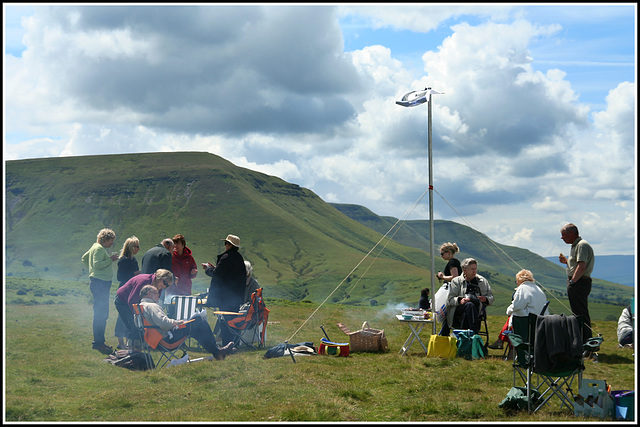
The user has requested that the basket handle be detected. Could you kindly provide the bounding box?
[362,321,370,330]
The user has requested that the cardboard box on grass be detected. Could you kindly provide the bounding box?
[573,379,614,419]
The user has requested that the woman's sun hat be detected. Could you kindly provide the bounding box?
[222,234,241,248]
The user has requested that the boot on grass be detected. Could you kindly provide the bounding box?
[487,339,504,350]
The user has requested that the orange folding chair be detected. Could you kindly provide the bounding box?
[132,303,189,369]
[215,288,269,349]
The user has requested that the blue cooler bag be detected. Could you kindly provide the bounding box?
[611,390,634,421]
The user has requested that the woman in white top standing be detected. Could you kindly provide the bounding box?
[487,269,548,350]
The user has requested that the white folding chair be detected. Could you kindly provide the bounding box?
[170,295,206,349]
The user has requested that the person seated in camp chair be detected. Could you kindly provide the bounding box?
[418,287,431,311]
[617,304,634,348]
[243,260,260,305]
[138,285,236,360]
[442,258,494,336]
[407,288,431,312]
[487,269,548,350]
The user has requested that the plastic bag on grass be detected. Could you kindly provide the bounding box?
[499,387,542,411]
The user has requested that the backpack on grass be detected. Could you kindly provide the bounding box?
[456,330,485,360]
[103,349,155,371]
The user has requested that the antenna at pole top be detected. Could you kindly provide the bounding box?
[396,88,443,108]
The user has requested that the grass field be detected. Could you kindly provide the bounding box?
[4,277,636,422]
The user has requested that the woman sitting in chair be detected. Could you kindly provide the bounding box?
[487,269,548,350]
[444,258,494,336]
[139,285,235,360]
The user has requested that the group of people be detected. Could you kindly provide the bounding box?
[83,221,632,358]
[429,223,633,352]
[82,229,258,358]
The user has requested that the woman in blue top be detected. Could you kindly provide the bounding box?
[115,236,140,349]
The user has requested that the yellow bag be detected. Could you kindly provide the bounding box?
[427,335,457,358]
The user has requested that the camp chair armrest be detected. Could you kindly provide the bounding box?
[507,333,524,348]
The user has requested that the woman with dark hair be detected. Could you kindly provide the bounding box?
[418,287,431,310]
[171,233,198,297]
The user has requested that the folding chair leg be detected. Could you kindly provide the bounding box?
[231,328,257,350]
[503,343,514,361]
[142,352,155,370]
[136,340,156,370]
[527,363,533,413]
[532,371,581,413]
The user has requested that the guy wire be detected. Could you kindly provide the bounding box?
[286,187,430,343]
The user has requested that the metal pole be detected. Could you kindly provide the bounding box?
[396,87,442,335]
[427,91,436,335]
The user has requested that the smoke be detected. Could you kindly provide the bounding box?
[379,302,409,317]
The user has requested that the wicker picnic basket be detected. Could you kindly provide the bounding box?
[336,321,389,352]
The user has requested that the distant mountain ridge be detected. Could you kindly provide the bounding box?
[545,255,635,287]
[331,203,635,288]
[330,203,633,310]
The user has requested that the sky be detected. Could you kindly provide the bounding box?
[3,3,637,258]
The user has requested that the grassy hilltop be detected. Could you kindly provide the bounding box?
[5,151,632,319]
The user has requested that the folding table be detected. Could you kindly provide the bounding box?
[396,314,435,355]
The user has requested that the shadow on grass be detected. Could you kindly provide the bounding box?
[595,353,634,364]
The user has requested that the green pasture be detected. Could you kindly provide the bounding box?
[4,277,636,422]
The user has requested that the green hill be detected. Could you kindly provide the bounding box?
[5,152,632,319]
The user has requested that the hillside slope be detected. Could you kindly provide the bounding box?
[5,152,632,316]
[5,152,431,304]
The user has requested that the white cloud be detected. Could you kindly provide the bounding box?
[532,197,568,212]
[4,4,636,257]
[234,158,302,183]
[338,4,514,33]
[512,227,534,245]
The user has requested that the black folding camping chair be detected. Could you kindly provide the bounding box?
[508,313,585,413]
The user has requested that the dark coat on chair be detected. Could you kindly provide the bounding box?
[534,314,583,372]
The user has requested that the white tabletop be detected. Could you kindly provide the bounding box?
[396,314,434,323]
